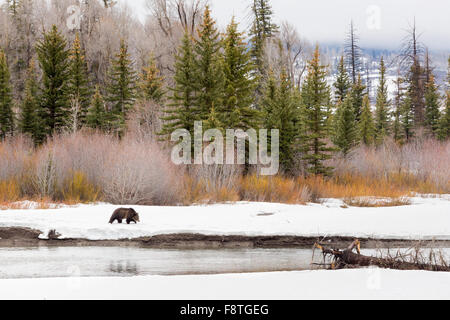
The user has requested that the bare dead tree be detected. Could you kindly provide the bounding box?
[344,20,362,84]
[398,19,426,125]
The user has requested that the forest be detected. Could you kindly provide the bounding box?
[0,0,449,206]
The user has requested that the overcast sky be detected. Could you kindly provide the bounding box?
[124,0,450,51]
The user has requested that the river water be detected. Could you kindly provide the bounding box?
[1,246,448,279]
[0,247,317,279]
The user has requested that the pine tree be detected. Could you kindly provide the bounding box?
[249,0,278,77]
[333,55,351,103]
[19,59,39,142]
[350,74,366,121]
[36,25,71,137]
[374,57,390,143]
[139,54,165,103]
[263,69,299,173]
[0,49,14,140]
[221,17,258,130]
[401,92,415,141]
[160,32,198,139]
[424,74,441,136]
[392,73,405,143]
[106,39,137,130]
[301,46,334,176]
[86,86,108,131]
[68,33,91,131]
[194,6,224,120]
[359,94,375,145]
[333,93,358,155]
[249,0,278,108]
[437,92,449,140]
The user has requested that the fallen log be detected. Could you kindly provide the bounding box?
[313,240,450,272]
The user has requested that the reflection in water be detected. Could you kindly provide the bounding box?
[109,261,139,276]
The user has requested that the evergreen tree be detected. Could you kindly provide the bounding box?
[424,74,441,136]
[139,54,165,103]
[359,94,375,145]
[221,17,258,130]
[160,32,198,139]
[68,33,91,130]
[86,86,108,131]
[333,93,358,155]
[300,46,334,176]
[19,59,39,142]
[194,6,224,120]
[0,49,14,140]
[392,74,405,143]
[36,25,71,137]
[350,73,366,121]
[333,55,351,103]
[106,39,137,130]
[263,69,299,173]
[249,0,278,78]
[401,92,415,141]
[437,92,449,140]
[351,73,366,119]
[249,0,278,108]
[374,57,390,143]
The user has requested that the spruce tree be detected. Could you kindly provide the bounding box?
[249,0,278,77]
[106,39,137,130]
[437,93,449,140]
[424,74,441,136]
[264,69,299,173]
[401,92,415,141]
[194,6,224,120]
[86,86,107,131]
[374,57,390,143]
[19,59,39,142]
[249,0,278,108]
[334,55,351,103]
[139,54,165,103]
[358,94,375,145]
[68,33,91,130]
[392,74,405,143]
[350,73,366,121]
[221,17,258,130]
[300,46,334,176]
[160,32,198,139]
[36,25,71,137]
[0,49,14,140]
[333,93,358,155]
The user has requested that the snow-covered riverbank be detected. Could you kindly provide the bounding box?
[1,269,449,300]
[0,197,449,241]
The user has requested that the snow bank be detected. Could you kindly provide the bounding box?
[1,269,449,300]
[0,197,449,241]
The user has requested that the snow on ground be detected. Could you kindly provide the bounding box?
[0,197,449,241]
[1,269,449,300]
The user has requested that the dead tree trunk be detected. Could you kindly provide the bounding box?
[314,240,450,272]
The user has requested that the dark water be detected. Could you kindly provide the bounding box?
[0,247,316,279]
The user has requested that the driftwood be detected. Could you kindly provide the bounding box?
[313,240,450,272]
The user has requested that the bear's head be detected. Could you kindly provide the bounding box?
[129,208,140,223]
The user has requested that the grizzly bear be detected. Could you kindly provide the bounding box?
[109,208,140,224]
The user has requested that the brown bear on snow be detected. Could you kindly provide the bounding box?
[109,208,140,224]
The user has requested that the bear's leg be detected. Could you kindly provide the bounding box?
[118,219,123,224]
[126,219,131,225]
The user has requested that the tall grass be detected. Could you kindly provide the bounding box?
[0,133,448,206]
